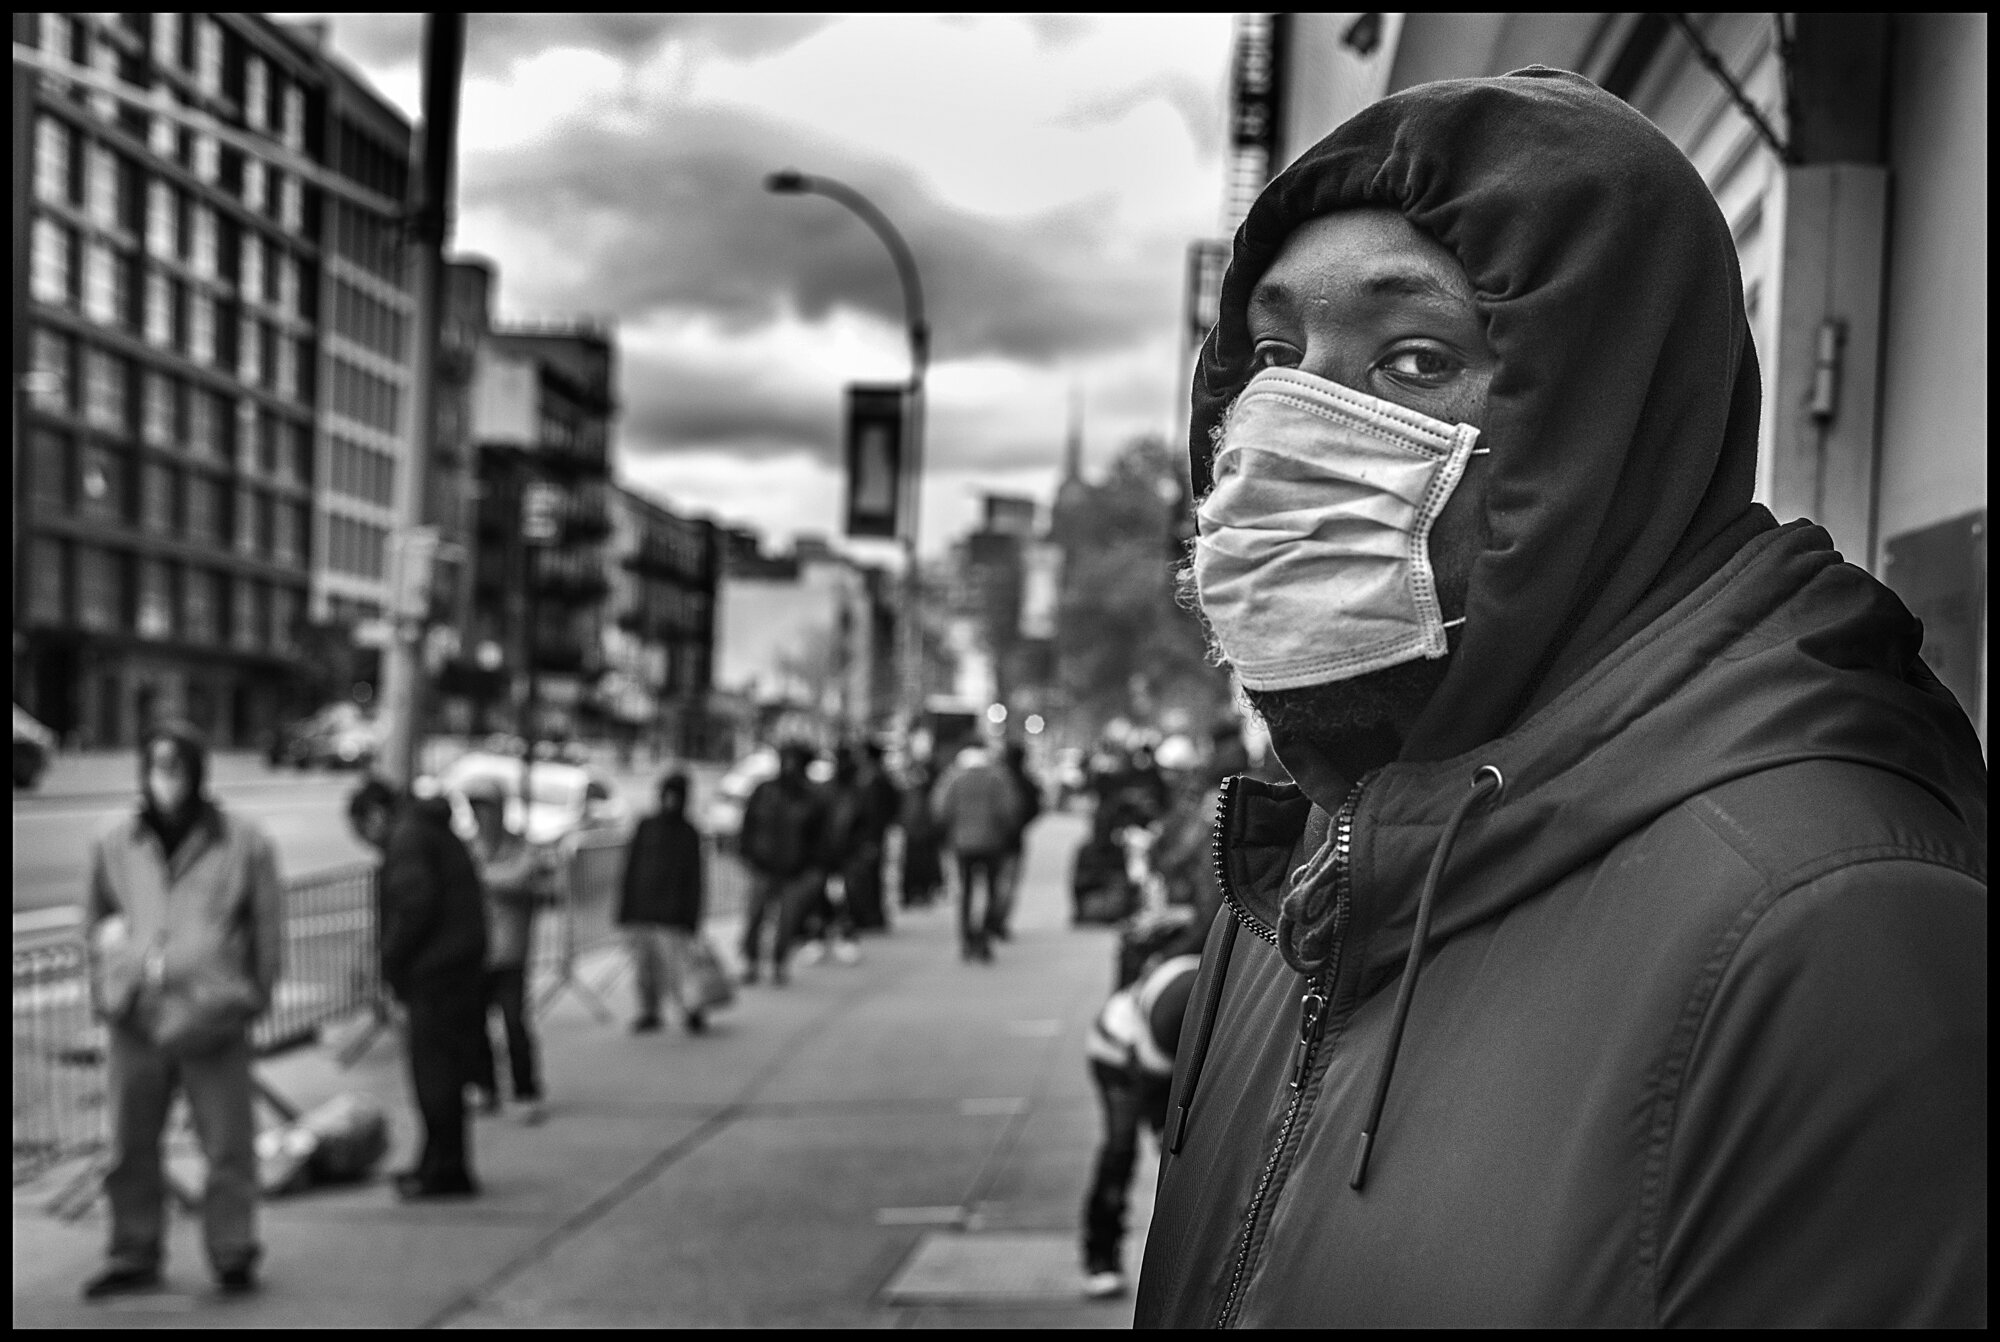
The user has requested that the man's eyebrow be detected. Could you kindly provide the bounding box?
[1249,265,1470,314]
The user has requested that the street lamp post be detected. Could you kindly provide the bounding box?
[764,170,930,742]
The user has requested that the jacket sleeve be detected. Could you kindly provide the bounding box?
[245,825,285,1007]
[82,837,140,1021]
[378,824,441,991]
[1655,859,1986,1328]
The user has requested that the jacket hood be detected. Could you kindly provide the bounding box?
[1226,520,1990,985]
[1190,67,1769,762]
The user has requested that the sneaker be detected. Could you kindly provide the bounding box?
[740,965,761,986]
[1083,1269,1127,1299]
[795,941,828,967]
[515,1099,546,1127]
[684,1010,707,1034]
[631,1016,663,1034]
[831,939,861,965]
[81,1264,162,1301]
[771,965,790,987]
[395,1171,480,1201]
[216,1264,258,1296]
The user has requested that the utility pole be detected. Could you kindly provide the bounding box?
[376,13,464,788]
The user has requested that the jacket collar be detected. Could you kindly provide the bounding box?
[1220,520,1988,993]
[129,800,226,885]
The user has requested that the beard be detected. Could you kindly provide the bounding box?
[1173,558,1453,756]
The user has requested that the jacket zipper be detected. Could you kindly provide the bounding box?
[1213,780,1363,1329]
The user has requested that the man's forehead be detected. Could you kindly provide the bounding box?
[1250,210,1474,311]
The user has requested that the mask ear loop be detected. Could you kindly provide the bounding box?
[1438,445,1491,634]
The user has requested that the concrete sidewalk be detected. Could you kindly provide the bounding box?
[12,812,1155,1328]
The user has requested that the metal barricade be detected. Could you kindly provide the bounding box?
[12,864,381,1188]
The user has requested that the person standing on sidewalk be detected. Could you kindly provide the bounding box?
[80,721,284,1301]
[737,743,827,986]
[1080,935,1202,1299]
[932,744,1025,963]
[617,773,708,1032]
[458,775,550,1125]
[898,748,946,910]
[346,777,488,1200]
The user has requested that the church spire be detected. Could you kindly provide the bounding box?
[1061,382,1085,486]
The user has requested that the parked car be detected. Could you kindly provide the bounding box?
[14,705,57,789]
[269,703,384,771]
[433,751,630,848]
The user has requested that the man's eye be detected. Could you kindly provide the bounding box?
[1381,345,1458,383]
[1249,341,1300,371]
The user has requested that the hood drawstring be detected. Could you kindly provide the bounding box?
[1164,913,1239,1157]
[1351,765,1505,1191]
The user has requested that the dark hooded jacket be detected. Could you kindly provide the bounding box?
[378,794,489,997]
[1135,70,1987,1329]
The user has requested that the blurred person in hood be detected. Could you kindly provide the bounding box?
[737,743,828,986]
[1139,69,1985,1328]
[81,721,283,1300]
[617,773,708,1031]
[347,776,488,1200]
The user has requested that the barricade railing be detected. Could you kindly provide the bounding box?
[12,863,380,1188]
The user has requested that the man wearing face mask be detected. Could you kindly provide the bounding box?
[81,721,284,1301]
[1136,70,1986,1329]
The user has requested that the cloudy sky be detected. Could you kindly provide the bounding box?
[279,13,1235,556]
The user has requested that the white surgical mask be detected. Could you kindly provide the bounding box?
[1193,367,1487,691]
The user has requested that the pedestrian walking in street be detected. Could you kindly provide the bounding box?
[1139,69,1987,1329]
[897,748,945,909]
[845,741,902,933]
[79,721,283,1301]
[617,773,709,1032]
[991,740,1045,941]
[1080,932,1202,1300]
[458,775,549,1125]
[736,742,827,986]
[346,777,488,1201]
[931,744,1025,963]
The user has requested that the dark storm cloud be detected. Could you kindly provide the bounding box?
[308,13,833,74]
[460,102,1188,369]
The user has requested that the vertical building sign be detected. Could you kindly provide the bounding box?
[844,383,905,540]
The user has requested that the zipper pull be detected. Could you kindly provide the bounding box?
[1289,988,1328,1091]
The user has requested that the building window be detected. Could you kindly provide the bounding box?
[257,493,277,557]
[82,346,129,433]
[35,116,72,204]
[288,422,313,485]
[238,314,264,385]
[78,441,127,522]
[187,291,216,364]
[148,105,177,157]
[194,19,222,98]
[85,143,120,230]
[30,428,70,510]
[189,203,218,278]
[82,239,122,325]
[236,485,260,555]
[240,234,265,307]
[184,567,219,644]
[275,335,300,401]
[138,557,174,639]
[272,586,300,653]
[277,252,301,314]
[145,181,177,259]
[40,13,75,62]
[279,173,303,231]
[75,545,127,633]
[275,502,304,566]
[186,387,223,459]
[192,132,220,184]
[142,269,174,347]
[244,56,268,132]
[281,85,305,152]
[88,35,118,123]
[185,473,221,544]
[30,329,74,412]
[142,460,178,535]
[142,371,178,447]
[242,156,267,213]
[31,218,73,306]
[28,538,67,625]
[152,12,181,69]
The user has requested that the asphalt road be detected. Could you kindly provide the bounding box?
[12,752,723,934]
[12,773,377,923]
